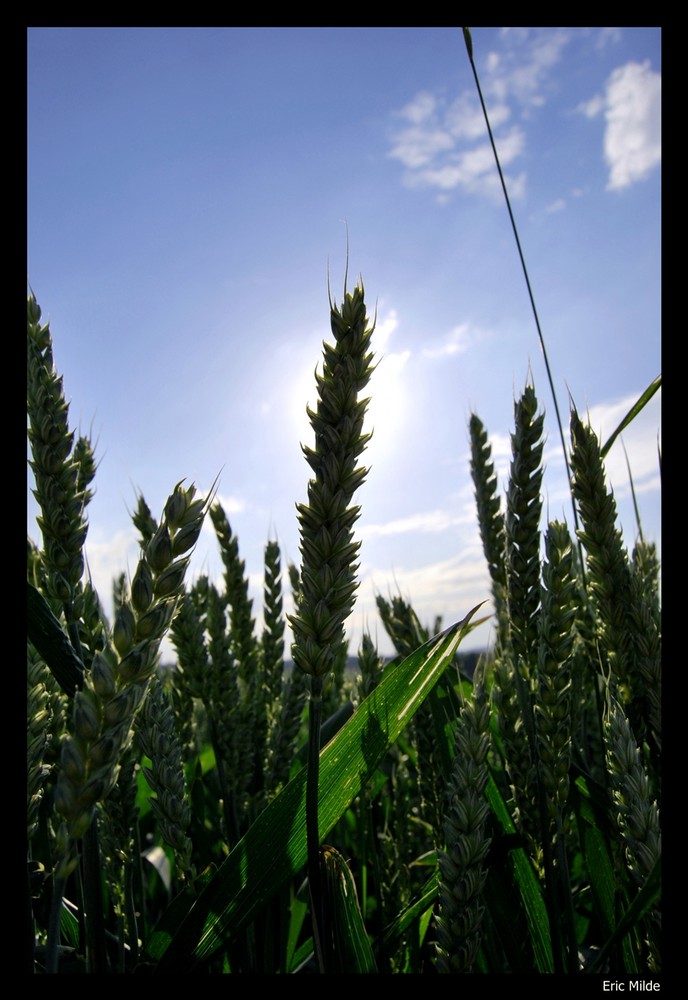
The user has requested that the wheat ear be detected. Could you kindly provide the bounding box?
[435,667,492,973]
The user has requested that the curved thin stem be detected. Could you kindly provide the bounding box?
[461,28,579,540]
[306,676,325,972]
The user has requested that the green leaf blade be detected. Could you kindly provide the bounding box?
[600,374,661,458]
[484,773,554,972]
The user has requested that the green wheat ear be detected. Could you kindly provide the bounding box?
[136,675,194,884]
[289,282,375,681]
[570,408,661,758]
[535,521,577,837]
[27,293,95,649]
[604,693,661,971]
[469,413,507,647]
[435,666,491,973]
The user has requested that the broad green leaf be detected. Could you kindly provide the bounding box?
[601,374,661,458]
[27,581,84,695]
[149,608,480,972]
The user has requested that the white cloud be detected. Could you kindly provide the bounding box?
[83,527,140,621]
[422,321,487,359]
[444,92,510,140]
[578,59,660,190]
[603,61,661,190]
[361,508,466,540]
[388,126,454,170]
[352,305,412,470]
[596,28,622,49]
[545,198,566,214]
[399,90,437,124]
[214,491,245,515]
[578,94,605,119]
[578,60,662,191]
[488,28,572,106]
[372,307,399,354]
[399,129,525,201]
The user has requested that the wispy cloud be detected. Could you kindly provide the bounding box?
[372,307,400,354]
[215,491,245,515]
[545,198,566,214]
[365,307,412,461]
[388,104,525,202]
[83,527,139,621]
[490,28,572,107]
[595,28,623,50]
[361,507,468,540]
[387,28,572,200]
[421,321,489,359]
[580,60,661,190]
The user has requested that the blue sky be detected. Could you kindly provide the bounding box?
[28,27,661,658]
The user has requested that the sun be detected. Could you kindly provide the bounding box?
[282,307,410,470]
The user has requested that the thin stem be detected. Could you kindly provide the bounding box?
[306,675,325,973]
[123,856,139,969]
[82,820,107,973]
[461,28,579,540]
[28,858,36,973]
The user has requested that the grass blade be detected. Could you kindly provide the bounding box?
[484,772,554,972]
[320,844,377,973]
[600,375,661,459]
[585,857,661,974]
[381,869,440,954]
[572,774,638,973]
